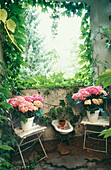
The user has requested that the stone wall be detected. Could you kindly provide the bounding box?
[20,88,84,141]
[20,87,111,141]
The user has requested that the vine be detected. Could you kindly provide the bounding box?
[0,1,92,93]
[75,8,93,86]
[0,2,26,94]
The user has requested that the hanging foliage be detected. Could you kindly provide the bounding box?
[0,0,92,92]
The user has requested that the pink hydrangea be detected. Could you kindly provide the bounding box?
[8,94,43,114]
[34,101,43,108]
[18,101,31,113]
[72,86,108,101]
[84,99,91,105]
[8,98,18,107]
[78,89,90,97]
[96,86,108,96]
[86,86,100,95]
[32,94,43,103]
[92,98,103,105]
[24,96,34,103]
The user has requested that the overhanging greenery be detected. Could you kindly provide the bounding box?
[0,0,92,93]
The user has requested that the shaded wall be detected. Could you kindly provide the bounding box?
[90,0,111,75]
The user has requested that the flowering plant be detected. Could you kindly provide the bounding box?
[8,94,43,123]
[72,86,108,114]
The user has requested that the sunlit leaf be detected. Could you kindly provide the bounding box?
[0,101,13,110]
[99,128,111,138]
[20,60,28,67]
[96,69,111,88]
[0,144,14,151]
[104,79,111,88]
[0,9,7,23]
[7,19,16,33]
[0,86,11,95]
[0,115,11,121]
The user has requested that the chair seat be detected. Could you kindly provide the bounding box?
[14,125,47,138]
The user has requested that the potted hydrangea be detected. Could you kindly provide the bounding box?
[72,86,108,122]
[8,94,43,131]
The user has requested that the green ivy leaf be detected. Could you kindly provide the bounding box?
[99,128,111,138]
[35,109,44,119]
[59,100,65,107]
[0,9,7,23]
[99,108,109,116]
[0,101,13,110]
[0,115,10,121]
[7,19,16,33]
[20,60,28,67]
[0,144,14,151]
[0,86,11,96]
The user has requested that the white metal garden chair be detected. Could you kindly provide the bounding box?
[10,114,48,169]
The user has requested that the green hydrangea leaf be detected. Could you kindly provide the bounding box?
[7,19,16,33]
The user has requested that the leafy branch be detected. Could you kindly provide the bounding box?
[0,8,24,53]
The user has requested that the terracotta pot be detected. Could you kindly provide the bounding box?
[59,120,66,127]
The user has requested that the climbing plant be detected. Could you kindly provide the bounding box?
[0,62,16,169]
[19,2,92,89]
[0,1,92,91]
[75,8,93,86]
[39,92,80,135]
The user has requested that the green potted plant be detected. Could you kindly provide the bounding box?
[8,94,44,131]
[72,85,108,122]
[49,98,74,130]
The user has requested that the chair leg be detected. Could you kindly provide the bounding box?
[83,126,87,149]
[106,137,107,153]
[18,144,26,169]
[38,137,48,158]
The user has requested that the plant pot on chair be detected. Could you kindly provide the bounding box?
[87,110,100,123]
[20,116,34,132]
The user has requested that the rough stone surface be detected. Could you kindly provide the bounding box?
[11,136,111,170]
